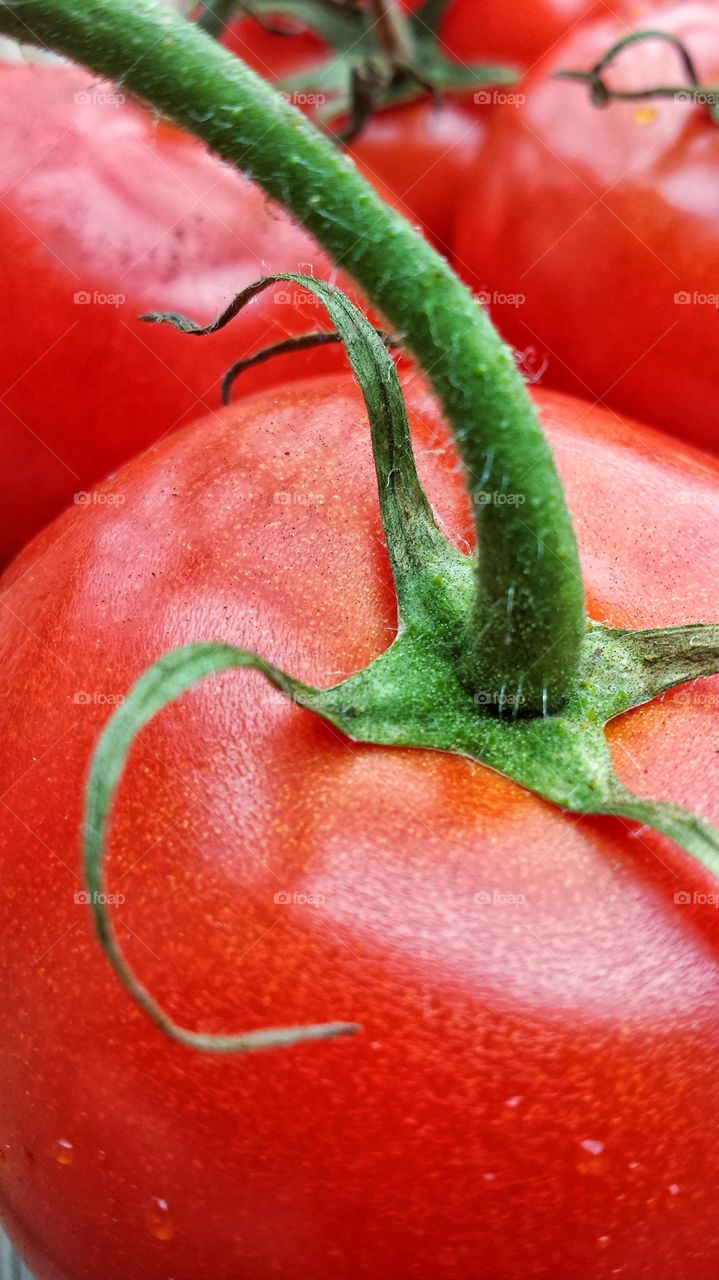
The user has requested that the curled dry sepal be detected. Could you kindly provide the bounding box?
[555,28,719,124]
[82,275,719,1054]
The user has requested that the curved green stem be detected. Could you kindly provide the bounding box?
[0,0,585,714]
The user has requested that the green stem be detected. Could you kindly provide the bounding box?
[0,0,585,715]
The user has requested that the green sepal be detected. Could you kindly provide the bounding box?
[554,28,719,124]
[85,643,361,1052]
[303,616,719,877]
[234,0,518,123]
[142,274,457,620]
[88,275,719,1055]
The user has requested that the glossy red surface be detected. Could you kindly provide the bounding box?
[435,0,621,68]
[0,63,360,563]
[0,376,718,1278]
[453,1,719,449]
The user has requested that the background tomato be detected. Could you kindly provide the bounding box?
[1,372,719,1279]
[453,1,719,450]
[437,0,632,68]
[0,62,372,565]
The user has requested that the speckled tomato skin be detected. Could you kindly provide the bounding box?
[453,2,719,450]
[1,375,719,1280]
[0,63,358,564]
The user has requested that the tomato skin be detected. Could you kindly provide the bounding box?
[0,63,359,565]
[224,13,327,79]
[453,1,719,451]
[422,0,620,67]
[349,101,486,251]
[1,374,719,1279]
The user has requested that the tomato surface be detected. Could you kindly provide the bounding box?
[0,62,361,564]
[453,1,719,450]
[417,0,625,68]
[1,373,719,1279]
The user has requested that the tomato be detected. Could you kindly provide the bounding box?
[349,101,487,251]
[437,0,630,68]
[224,11,327,79]
[1,371,719,1280]
[453,1,719,450]
[0,62,360,565]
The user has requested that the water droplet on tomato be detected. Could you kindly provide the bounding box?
[597,1236,611,1249]
[502,1095,523,1118]
[52,1139,74,1166]
[145,1197,175,1241]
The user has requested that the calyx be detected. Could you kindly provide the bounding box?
[555,28,719,123]
[84,277,719,1054]
[199,0,518,139]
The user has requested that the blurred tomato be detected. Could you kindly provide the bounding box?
[453,1,719,450]
[0,62,363,562]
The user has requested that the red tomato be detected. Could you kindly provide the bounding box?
[1,373,718,1279]
[349,101,487,251]
[0,62,358,565]
[453,1,719,450]
[437,0,630,68]
[224,12,327,79]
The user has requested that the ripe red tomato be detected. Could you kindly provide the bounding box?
[453,1,719,450]
[0,62,356,565]
[224,11,327,79]
[1,372,718,1279]
[349,101,487,251]
[437,0,630,68]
